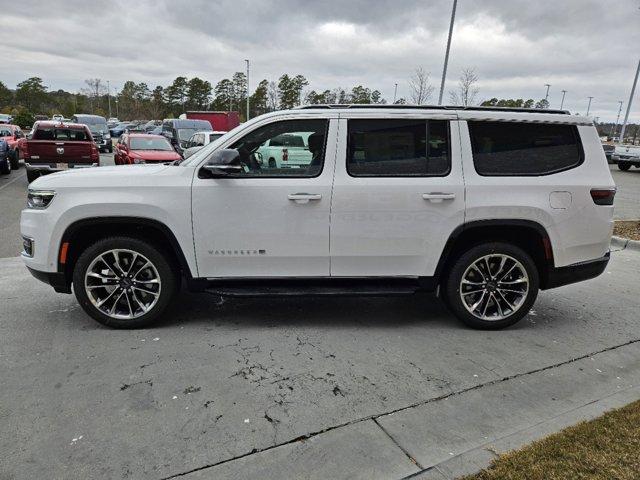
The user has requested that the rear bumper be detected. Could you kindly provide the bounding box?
[25,163,98,173]
[543,253,609,290]
[26,266,71,293]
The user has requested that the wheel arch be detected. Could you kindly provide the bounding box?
[435,219,555,289]
[58,217,196,290]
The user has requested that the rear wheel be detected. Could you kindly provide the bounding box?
[268,158,276,168]
[618,163,631,171]
[72,237,178,328]
[444,242,539,329]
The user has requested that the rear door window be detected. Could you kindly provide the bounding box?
[33,128,89,141]
[347,119,450,177]
[468,121,583,176]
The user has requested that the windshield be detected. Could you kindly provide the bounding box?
[177,128,199,141]
[130,137,173,151]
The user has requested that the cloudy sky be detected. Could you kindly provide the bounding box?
[2,0,639,121]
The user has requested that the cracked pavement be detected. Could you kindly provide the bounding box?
[1,245,639,479]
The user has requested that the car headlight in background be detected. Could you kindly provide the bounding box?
[132,157,145,164]
[27,190,56,209]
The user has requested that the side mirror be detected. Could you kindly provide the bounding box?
[201,149,243,177]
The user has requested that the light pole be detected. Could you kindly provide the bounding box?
[245,59,250,121]
[586,96,594,116]
[107,80,112,118]
[560,90,567,109]
[438,0,457,105]
[393,83,398,103]
[544,84,551,103]
[611,100,623,137]
[620,58,640,145]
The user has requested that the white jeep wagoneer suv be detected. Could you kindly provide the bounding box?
[21,105,616,330]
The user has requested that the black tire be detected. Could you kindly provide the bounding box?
[618,163,631,171]
[108,144,113,153]
[72,236,178,329]
[26,170,39,183]
[0,159,10,175]
[268,158,276,168]
[444,242,539,330]
[10,149,19,170]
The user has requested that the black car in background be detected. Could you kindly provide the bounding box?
[71,114,112,153]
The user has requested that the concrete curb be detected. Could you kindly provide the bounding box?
[611,236,640,252]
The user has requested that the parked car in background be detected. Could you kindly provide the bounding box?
[182,130,226,159]
[0,138,10,175]
[70,114,112,153]
[612,145,640,170]
[0,124,25,169]
[161,118,211,155]
[23,121,99,183]
[602,143,615,163]
[107,117,120,127]
[0,113,12,124]
[21,105,615,330]
[147,126,162,136]
[114,133,181,165]
[256,131,313,168]
[51,114,64,122]
[143,120,162,132]
[183,111,240,132]
[109,122,131,138]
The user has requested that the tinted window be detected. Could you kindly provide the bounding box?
[33,128,88,141]
[209,133,224,142]
[229,119,327,177]
[469,121,583,176]
[347,119,450,177]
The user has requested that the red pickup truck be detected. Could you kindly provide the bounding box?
[24,121,100,183]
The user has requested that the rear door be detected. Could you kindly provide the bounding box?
[330,113,465,277]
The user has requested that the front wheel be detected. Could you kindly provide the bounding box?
[444,242,539,329]
[73,237,178,328]
[0,159,10,175]
[26,169,39,183]
[618,163,631,171]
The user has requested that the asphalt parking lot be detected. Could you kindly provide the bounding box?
[1,156,640,479]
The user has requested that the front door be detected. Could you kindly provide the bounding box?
[330,116,465,277]
[192,117,338,278]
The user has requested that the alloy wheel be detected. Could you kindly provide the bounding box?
[459,254,529,321]
[84,249,161,319]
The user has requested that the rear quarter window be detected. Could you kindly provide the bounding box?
[468,121,583,176]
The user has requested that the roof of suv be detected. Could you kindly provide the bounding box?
[297,104,571,115]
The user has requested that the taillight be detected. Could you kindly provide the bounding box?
[22,142,30,159]
[590,188,616,205]
[90,144,99,162]
[282,148,288,161]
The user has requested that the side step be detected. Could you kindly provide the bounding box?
[203,278,427,297]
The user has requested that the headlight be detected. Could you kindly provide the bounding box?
[132,157,145,164]
[27,190,56,209]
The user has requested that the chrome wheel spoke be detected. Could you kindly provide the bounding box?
[85,248,161,320]
[460,253,529,322]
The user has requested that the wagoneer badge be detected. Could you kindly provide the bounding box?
[56,147,64,155]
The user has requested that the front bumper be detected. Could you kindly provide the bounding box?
[543,253,610,290]
[26,267,71,293]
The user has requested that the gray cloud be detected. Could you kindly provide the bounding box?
[1,0,638,121]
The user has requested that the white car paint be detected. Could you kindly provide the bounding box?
[21,107,614,284]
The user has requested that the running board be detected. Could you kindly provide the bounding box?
[203,277,433,297]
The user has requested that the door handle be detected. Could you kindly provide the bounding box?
[422,192,456,203]
[288,193,322,204]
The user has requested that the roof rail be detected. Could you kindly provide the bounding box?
[296,104,571,115]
